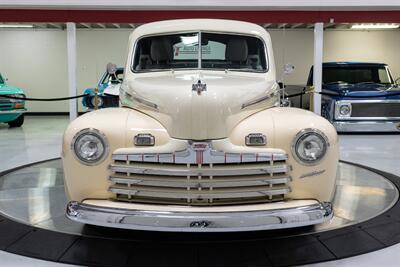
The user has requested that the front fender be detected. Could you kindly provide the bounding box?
[228,107,338,202]
[62,107,170,201]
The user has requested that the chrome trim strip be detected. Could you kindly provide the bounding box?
[66,201,333,232]
[333,120,400,132]
[112,142,288,165]
[109,175,291,188]
[110,164,289,177]
[0,109,26,114]
[241,90,279,109]
[109,186,291,199]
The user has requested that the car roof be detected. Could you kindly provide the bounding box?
[130,19,267,39]
[323,62,388,67]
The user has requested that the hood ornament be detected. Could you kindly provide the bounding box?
[192,80,207,95]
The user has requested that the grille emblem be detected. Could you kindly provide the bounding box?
[192,80,207,95]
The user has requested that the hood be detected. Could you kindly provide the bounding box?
[323,83,400,97]
[0,84,24,95]
[121,70,278,140]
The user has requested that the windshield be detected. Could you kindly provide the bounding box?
[0,75,4,84]
[101,69,124,85]
[132,32,267,72]
[323,66,393,85]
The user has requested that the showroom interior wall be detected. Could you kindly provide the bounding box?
[0,27,400,112]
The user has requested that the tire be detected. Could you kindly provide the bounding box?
[8,114,24,128]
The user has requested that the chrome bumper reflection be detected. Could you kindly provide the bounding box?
[0,109,26,114]
[333,121,400,132]
[66,201,333,232]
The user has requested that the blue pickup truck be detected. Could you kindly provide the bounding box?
[304,62,400,132]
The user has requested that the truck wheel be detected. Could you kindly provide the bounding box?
[8,114,24,128]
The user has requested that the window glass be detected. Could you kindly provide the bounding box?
[132,32,267,72]
[201,33,267,71]
[378,68,391,83]
[133,32,199,71]
[323,66,392,84]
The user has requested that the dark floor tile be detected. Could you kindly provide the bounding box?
[60,237,134,267]
[6,229,78,261]
[363,221,400,246]
[126,243,197,267]
[314,225,359,240]
[357,213,395,229]
[198,242,271,267]
[0,219,33,250]
[264,236,335,266]
[320,229,384,258]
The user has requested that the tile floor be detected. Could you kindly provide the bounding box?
[0,116,399,267]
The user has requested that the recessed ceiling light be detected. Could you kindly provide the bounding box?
[351,24,400,29]
[0,24,34,28]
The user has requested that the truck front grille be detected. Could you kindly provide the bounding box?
[351,102,400,119]
[109,146,291,206]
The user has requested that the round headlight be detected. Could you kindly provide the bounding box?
[339,105,351,116]
[90,96,104,108]
[292,129,329,165]
[71,128,108,165]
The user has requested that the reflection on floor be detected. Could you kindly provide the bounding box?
[0,116,399,267]
[0,160,397,236]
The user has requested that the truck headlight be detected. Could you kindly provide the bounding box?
[336,102,352,118]
[292,129,329,165]
[71,128,109,165]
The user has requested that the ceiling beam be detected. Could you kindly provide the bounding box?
[80,23,91,28]
[291,23,303,28]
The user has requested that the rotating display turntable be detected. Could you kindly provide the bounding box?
[0,159,399,266]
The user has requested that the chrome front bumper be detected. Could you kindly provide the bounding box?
[333,121,400,132]
[66,200,333,232]
[0,109,26,115]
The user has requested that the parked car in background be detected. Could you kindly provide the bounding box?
[304,62,400,132]
[0,73,26,127]
[62,19,338,232]
[82,67,123,110]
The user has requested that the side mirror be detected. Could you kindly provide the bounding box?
[395,77,400,85]
[107,63,117,75]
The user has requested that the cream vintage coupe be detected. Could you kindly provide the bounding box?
[62,19,338,232]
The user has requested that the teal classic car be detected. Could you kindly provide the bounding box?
[0,73,26,127]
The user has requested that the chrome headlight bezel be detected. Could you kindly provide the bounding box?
[291,128,330,166]
[71,128,109,166]
[335,101,352,119]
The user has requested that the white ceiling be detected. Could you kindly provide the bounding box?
[1,0,400,10]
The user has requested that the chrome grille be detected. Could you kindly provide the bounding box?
[109,143,291,206]
[0,96,11,103]
[351,102,400,119]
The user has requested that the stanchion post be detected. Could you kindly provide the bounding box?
[313,22,324,115]
[67,22,78,120]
